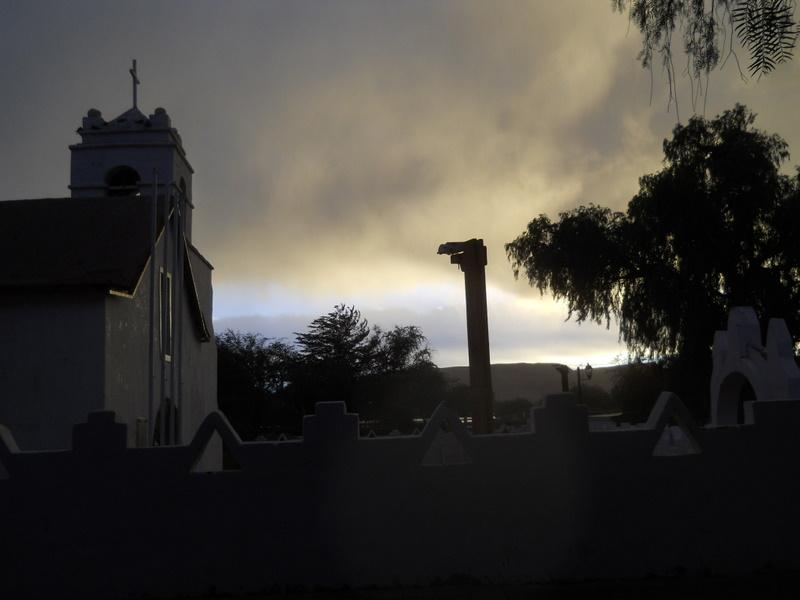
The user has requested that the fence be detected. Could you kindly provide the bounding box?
[3,391,800,599]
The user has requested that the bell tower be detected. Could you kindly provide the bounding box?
[69,61,196,239]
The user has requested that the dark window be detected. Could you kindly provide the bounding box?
[105,165,141,196]
[152,398,179,446]
[160,269,173,361]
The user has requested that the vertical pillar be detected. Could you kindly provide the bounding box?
[438,239,494,433]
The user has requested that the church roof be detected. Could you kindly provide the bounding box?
[0,196,163,293]
[0,195,212,340]
[0,195,168,293]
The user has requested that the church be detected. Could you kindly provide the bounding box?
[0,70,217,456]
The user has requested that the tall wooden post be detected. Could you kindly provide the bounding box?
[438,238,494,434]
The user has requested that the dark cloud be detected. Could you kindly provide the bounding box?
[2,1,798,364]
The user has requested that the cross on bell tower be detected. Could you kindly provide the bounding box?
[129,59,140,109]
[69,60,197,239]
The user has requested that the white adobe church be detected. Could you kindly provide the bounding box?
[0,64,217,456]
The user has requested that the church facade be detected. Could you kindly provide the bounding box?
[0,101,217,458]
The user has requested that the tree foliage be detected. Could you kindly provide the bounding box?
[217,304,446,437]
[506,104,800,415]
[295,304,376,377]
[571,384,617,414]
[216,330,299,438]
[611,360,666,422]
[613,1,798,114]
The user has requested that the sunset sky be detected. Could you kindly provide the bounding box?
[2,1,799,367]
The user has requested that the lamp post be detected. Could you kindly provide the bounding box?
[437,238,494,434]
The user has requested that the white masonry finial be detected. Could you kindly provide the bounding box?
[129,59,140,109]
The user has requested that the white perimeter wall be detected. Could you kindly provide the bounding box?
[2,394,800,599]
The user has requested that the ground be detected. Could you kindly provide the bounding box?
[179,570,800,599]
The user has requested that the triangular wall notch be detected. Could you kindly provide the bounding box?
[646,392,702,457]
[420,402,474,466]
[188,412,246,473]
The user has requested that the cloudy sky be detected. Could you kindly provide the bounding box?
[2,1,799,367]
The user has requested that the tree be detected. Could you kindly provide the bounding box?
[291,304,447,427]
[292,304,379,412]
[506,104,800,418]
[216,330,300,438]
[571,384,617,414]
[372,325,434,373]
[612,1,798,115]
[218,305,448,435]
[295,304,375,374]
[610,360,665,422]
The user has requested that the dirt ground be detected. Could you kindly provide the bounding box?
[191,570,800,599]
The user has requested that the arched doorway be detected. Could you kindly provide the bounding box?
[717,372,758,425]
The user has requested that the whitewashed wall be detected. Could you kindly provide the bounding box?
[2,392,800,599]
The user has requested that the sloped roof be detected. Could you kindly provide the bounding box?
[184,241,212,342]
[0,195,168,293]
[0,195,213,340]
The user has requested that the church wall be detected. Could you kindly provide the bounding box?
[0,289,106,451]
[101,230,217,462]
[180,251,218,467]
[103,270,154,449]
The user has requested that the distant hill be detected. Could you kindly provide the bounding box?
[439,363,622,404]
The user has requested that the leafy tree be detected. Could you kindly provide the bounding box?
[571,384,617,414]
[218,305,447,435]
[292,304,380,413]
[372,325,433,373]
[216,330,300,438]
[506,104,800,418]
[356,363,447,434]
[354,323,444,432]
[295,304,376,375]
[610,360,666,422]
[613,1,798,115]
[291,304,446,428]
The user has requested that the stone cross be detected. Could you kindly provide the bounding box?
[129,59,140,109]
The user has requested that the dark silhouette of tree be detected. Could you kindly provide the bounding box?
[293,304,380,413]
[613,1,798,115]
[292,305,446,426]
[217,305,447,436]
[216,330,300,438]
[571,384,617,414]
[610,360,666,423]
[506,104,800,418]
[372,325,433,373]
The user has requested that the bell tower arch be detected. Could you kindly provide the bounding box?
[69,95,196,240]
